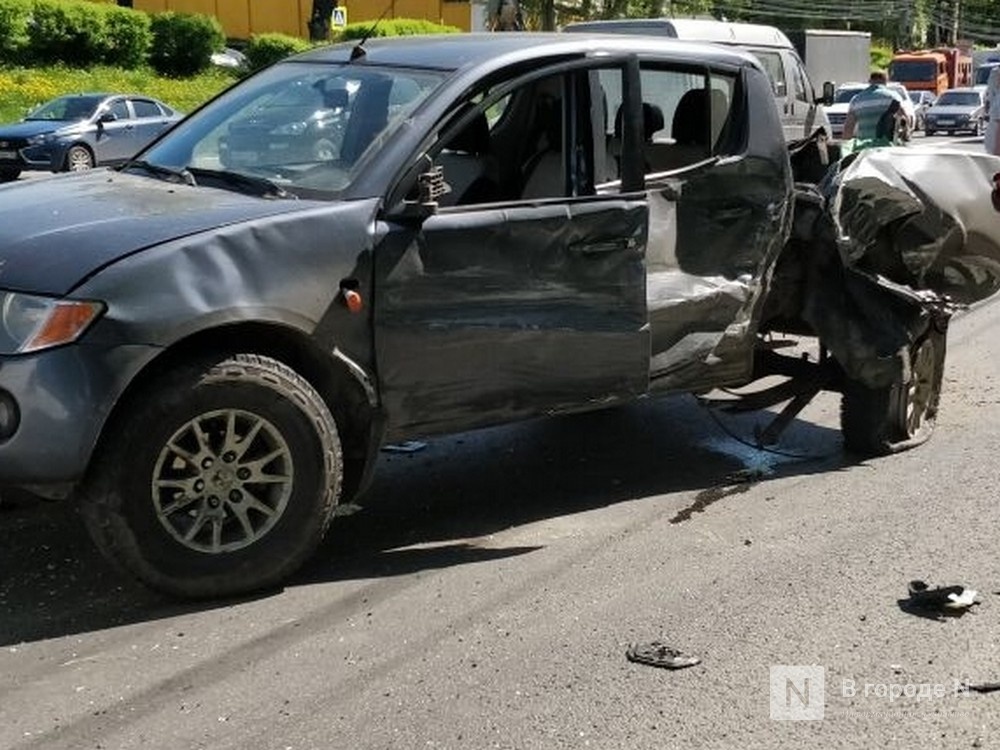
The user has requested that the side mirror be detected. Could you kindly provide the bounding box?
[386,166,446,224]
[821,81,835,106]
[98,112,117,124]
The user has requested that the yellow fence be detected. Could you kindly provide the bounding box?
[130,0,475,39]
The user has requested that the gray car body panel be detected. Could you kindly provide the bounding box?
[0,170,314,295]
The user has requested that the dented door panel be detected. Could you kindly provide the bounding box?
[374,198,650,439]
[638,65,793,392]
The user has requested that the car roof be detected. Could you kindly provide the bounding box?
[292,32,759,71]
[53,92,155,100]
[562,18,794,48]
[940,87,980,94]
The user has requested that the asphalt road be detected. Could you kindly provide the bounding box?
[4,143,1000,750]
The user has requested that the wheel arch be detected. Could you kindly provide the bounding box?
[63,141,95,171]
[91,321,381,502]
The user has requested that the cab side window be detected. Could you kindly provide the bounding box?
[602,66,737,176]
[107,100,130,120]
[424,67,620,206]
[751,50,787,97]
[131,99,162,118]
[788,55,811,104]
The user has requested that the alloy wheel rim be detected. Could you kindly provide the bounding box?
[152,408,294,554]
[69,149,92,171]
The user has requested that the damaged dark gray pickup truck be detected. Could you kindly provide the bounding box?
[1,34,998,598]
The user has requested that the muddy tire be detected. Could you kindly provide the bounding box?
[80,354,341,599]
[840,326,947,457]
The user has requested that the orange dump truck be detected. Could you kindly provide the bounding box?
[889,47,972,96]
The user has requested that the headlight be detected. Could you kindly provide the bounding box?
[0,292,104,354]
[25,133,53,146]
[273,121,307,136]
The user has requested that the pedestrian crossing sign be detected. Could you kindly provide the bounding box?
[332,6,347,27]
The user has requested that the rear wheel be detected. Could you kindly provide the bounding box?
[841,325,947,456]
[925,128,935,136]
[65,144,94,171]
[0,166,20,182]
[80,354,342,599]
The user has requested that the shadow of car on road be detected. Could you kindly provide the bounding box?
[0,391,851,646]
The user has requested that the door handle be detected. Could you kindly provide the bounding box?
[568,237,638,256]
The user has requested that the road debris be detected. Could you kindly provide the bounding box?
[964,682,1000,694]
[626,641,700,670]
[904,580,980,616]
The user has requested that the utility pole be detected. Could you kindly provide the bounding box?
[951,0,960,44]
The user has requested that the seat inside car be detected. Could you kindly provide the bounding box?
[435,111,499,206]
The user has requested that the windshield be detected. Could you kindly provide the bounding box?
[936,91,981,107]
[139,62,446,198]
[976,66,998,86]
[26,95,103,122]
[834,87,864,104]
[889,60,937,81]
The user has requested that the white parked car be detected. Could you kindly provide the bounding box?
[887,82,917,138]
[825,82,866,138]
[825,81,915,140]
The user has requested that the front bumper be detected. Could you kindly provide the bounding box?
[925,117,973,131]
[19,142,66,169]
[0,144,64,172]
[0,342,159,486]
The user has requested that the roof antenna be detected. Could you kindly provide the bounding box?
[350,0,393,61]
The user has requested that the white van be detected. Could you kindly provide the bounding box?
[562,18,833,143]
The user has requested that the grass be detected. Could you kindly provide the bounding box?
[0,65,239,121]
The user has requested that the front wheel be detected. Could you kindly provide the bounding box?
[80,354,342,598]
[840,325,947,457]
[925,129,936,136]
[65,144,94,171]
[0,166,20,181]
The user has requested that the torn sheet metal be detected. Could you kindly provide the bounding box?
[645,149,792,392]
[786,146,1000,388]
[828,147,1000,306]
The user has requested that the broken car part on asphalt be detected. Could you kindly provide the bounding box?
[904,579,980,616]
[626,641,701,670]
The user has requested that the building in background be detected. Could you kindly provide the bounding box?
[128,0,486,38]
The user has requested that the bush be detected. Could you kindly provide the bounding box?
[336,18,461,41]
[149,11,225,77]
[27,0,107,67]
[871,43,893,74]
[0,0,31,64]
[99,5,152,69]
[245,32,313,72]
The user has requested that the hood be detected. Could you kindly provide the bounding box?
[928,105,980,116]
[0,119,83,140]
[825,103,851,116]
[0,170,315,295]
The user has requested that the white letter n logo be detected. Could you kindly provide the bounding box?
[787,676,810,707]
[770,666,825,720]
